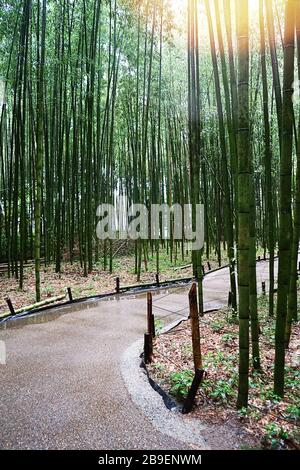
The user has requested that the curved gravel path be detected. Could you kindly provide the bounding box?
[0,259,284,449]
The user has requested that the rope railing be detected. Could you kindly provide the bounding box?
[1,254,294,324]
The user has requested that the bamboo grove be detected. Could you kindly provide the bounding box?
[0,0,299,407]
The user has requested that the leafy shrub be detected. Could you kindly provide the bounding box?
[286,404,300,421]
[208,379,236,403]
[263,423,289,450]
[169,369,194,401]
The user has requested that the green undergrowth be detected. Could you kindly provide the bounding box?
[151,293,300,449]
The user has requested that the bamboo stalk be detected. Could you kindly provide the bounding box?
[0,294,66,319]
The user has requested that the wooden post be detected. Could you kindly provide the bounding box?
[182,369,204,414]
[156,273,160,287]
[152,314,155,338]
[189,283,202,370]
[147,292,153,336]
[207,261,211,271]
[258,255,261,261]
[144,333,152,364]
[262,282,266,295]
[67,287,73,302]
[228,291,232,307]
[5,297,16,316]
[116,277,120,294]
[146,292,154,357]
[202,265,205,275]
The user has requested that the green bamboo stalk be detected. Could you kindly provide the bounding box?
[236,0,250,409]
[274,0,296,398]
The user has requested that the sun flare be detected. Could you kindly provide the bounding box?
[170,0,260,17]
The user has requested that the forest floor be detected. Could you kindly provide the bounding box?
[148,295,300,450]
[0,248,228,317]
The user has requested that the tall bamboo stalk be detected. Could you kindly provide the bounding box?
[35,0,46,301]
[274,0,296,397]
[236,0,250,409]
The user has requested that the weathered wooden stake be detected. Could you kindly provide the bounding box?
[228,291,232,307]
[116,277,120,294]
[147,292,153,337]
[156,273,160,287]
[5,297,16,316]
[182,369,204,414]
[207,261,211,271]
[152,314,155,338]
[144,333,152,364]
[189,283,202,370]
[262,282,266,295]
[67,287,73,302]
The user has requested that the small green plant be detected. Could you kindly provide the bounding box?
[169,369,194,401]
[263,423,289,450]
[221,332,237,345]
[89,290,98,296]
[248,408,262,420]
[285,368,300,390]
[152,363,166,379]
[181,343,192,358]
[42,285,55,297]
[285,404,300,421]
[154,318,164,335]
[210,319,225,333]
[227,315,239,325]
[204,350,237,369]
[208,379,236,403]
[238,407,261,422]
[204,350,225,364]
[259,388,282,403]
[261,324,275,343]
[237,407,248,418]
[153,363,165,372]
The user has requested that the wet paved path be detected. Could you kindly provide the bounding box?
[0,259,285,449]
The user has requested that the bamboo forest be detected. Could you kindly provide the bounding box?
[0,0,299,454]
